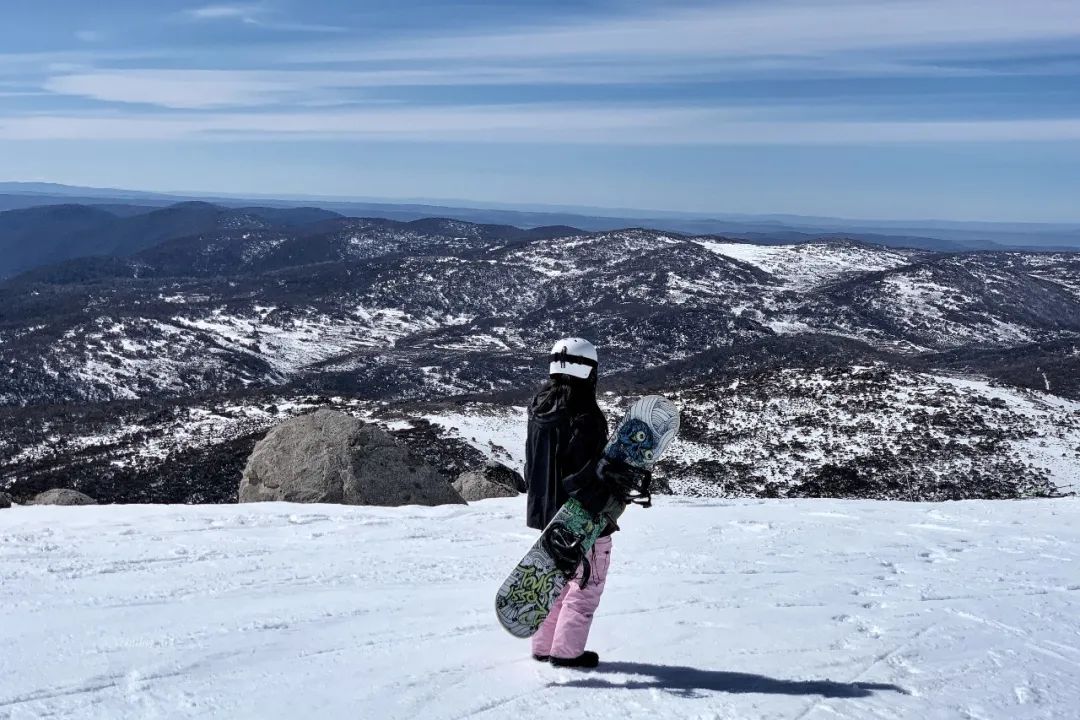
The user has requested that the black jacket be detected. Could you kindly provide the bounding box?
[524,377,612,534]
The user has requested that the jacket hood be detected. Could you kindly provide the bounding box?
[529,376,598,424]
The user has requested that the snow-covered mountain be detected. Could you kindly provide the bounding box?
[3,226,1078,406]
[1,211,1079,503]
[3,497,1079,719]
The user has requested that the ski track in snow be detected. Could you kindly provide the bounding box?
[2,498,1079,719]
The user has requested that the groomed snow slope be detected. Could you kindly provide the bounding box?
[3,498,1079,720]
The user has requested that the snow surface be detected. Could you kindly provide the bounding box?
[3,498,1079,719]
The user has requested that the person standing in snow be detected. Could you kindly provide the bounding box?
[524,337,650,669]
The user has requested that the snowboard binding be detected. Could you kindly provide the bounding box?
[542,523,587,573]
[597,457,653,508]
[542,523,594,589]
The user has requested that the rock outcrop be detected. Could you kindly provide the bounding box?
[239,409,465,506]
[452,462,526,501]
[31,488,97,506]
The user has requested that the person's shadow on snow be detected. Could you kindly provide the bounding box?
[551,661,909,700]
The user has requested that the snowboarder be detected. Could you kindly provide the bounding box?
[523,337,650,668]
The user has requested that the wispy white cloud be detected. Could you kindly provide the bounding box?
[35,65,760,110]
[318,0,1080,63]
[4,105,1080,145]
[0,106,710,141]
[181,3,346,33]
[45,70,300,109]
[44,66,737,110]
[260,21,348,34]
[185,4,261,22]
[0,48,190,80]
[41,53,1057,112]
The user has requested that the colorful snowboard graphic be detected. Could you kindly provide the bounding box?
[495,395,680,638]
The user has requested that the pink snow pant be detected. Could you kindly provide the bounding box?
[531,535,613,659]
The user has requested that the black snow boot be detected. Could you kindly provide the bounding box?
[549,651,599,669]
[532,653,549,662]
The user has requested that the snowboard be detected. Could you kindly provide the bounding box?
[495,395,680,638]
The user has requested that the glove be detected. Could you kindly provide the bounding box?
[596,458,653,507]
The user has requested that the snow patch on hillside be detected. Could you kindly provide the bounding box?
[696,241,913,289]
[172,309,411,371]
[423,407,528,471]
[937,376,1080,492]
[671,367,1080,497]
[877,271,1035,349]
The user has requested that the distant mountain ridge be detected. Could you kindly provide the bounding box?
[7,197,981,281]
[2,217,1078,410]
[1,182,1078,252]
[0,202,342,278]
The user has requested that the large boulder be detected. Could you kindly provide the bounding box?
[0,492,11,509]
[239,409,465,506]
[31,489,97,506]
[453,462,526,501]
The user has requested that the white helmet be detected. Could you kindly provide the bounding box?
[548,337,598,380]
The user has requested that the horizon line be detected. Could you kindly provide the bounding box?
[3,179,1079,228]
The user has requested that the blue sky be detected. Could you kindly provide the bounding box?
[1,0,1079,221]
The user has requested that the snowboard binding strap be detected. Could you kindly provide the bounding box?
[542,523,597,590]
[623,486,652,508]
[606,464,653,509]
[542,524,586,573]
